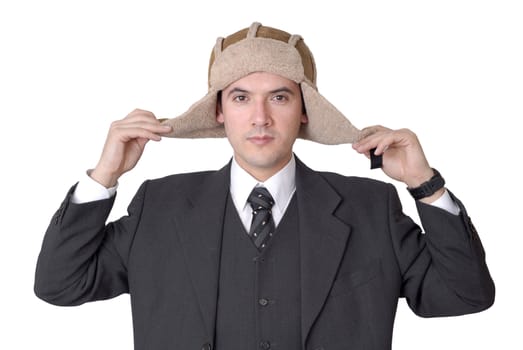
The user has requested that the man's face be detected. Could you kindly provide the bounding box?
[217,72,308,181]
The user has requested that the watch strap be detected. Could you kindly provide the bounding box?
[407,168,445,200]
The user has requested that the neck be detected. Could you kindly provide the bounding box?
[235,154,293,182]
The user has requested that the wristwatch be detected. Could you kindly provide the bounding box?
[407,168,445,200]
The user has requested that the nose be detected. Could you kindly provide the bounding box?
[251,100,271,127]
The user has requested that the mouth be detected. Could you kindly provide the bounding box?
[247,135,275,145]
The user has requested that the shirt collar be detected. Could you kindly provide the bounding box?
[230,155,296,216]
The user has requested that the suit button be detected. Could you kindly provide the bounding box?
[258,298,269,306]
[201,343,212,350]
[259,340,271,349]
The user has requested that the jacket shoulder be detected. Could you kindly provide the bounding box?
[143,170,220,196]
[150,170,217,186]
[319,171,394,195]
[141,162,230,202]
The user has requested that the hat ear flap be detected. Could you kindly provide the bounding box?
[299,82,361,145]
[161,90,226,139]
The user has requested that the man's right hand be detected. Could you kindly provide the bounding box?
[90,109,172,188]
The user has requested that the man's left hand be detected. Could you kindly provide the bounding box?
[352,126,444,202]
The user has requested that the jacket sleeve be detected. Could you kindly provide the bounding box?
[34,182,147,306]
[387,185,495,317]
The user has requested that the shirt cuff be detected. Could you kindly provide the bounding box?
[70,170,118,204]
[428,189,460,215]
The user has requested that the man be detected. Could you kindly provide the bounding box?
[35,22,494,350]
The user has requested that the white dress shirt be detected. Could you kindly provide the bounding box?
[230,156,297,232]
[71,170,117,204]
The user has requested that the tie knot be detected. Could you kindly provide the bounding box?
[248,186,274,211]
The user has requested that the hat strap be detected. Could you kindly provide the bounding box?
[213,37,224,58]
[288,34,302,47]
[247,22,262,38]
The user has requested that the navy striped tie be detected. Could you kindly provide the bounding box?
[248,186,275,250]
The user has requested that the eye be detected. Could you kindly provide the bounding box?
[232,95,248,102]
[272,94,288,102]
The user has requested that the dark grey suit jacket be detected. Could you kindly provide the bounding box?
[35,158,494,349]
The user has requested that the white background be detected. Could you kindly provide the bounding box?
[1,0,521,348]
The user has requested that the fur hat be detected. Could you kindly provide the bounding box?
[161,22,361,144]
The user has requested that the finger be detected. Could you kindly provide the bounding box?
[353,130,388,154]
[358,125,390,139]
[120,123,172,135]
[135,137,150,150]
[111,119,172,136]
[117,114,163,127]
[372,135,393,155]
[357,128,408,156]
[126,108,157,120]
[109,125,167,143]
[123,110,172,132]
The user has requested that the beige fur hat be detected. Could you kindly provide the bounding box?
[161,22,361,144]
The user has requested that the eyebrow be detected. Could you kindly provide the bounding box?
[226,86,296,98]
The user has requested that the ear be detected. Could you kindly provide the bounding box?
[301,113,308,124]
[216,98,225,124]
[216,105,224,124]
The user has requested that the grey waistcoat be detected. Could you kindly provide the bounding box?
[215,194,301,350]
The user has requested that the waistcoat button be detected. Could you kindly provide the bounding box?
[259,340,271,349]
[201,342,212,350]
[258,298,269,306]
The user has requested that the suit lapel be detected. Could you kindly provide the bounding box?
[172,163,231,343]
[295,159,352,347]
